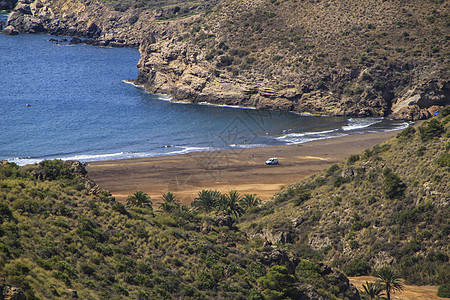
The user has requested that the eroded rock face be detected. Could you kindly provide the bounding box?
[308,233,331,250]
[260,228,293,245]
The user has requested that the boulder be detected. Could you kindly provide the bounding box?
[261,228,293,245]
[308,233,331,250]
[69,37,82,44]
[23,17,44,33]
[68,161,87,175]
[2,25,19,35]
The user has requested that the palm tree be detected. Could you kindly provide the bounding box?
[192,190,221,212]
[240,193,261,211]
[127,191,152,208]
[221,190,245,218]
[158,192,180,213]
[362,281,384,300]
[376,267,404,300]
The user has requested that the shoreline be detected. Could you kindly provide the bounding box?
[86,129,403,204]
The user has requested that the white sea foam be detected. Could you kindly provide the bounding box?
[123,80,144,88]
[277,133,349,145]
[9,152,128,166]
[342,118,383,131]
[276,129,339,141]
[197,102,257,110]
[389,122,410,131]
[229,143,268,149]
[166,146,212,155]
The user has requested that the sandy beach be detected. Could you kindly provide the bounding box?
[86,130,401,204]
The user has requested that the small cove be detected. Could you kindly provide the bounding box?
[0,12,408,165]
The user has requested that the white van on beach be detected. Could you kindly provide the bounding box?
[265,158,278,165]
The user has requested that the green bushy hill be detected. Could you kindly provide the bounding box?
[240,111,450,286]
[0,161,359,299]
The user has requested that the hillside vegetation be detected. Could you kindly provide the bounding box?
[1,113,449,299]
[240,110,450,286]
[0,161,359,299]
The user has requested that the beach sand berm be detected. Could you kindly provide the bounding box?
[86,130,401,204]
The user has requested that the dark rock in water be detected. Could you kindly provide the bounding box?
[69,37,82,44]
[60,38,68,43]
[2,25,19,35]
[49,38,58,42]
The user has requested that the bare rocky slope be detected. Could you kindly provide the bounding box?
[4,0,450,119]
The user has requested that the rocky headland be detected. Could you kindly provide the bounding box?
[4,0,449,119]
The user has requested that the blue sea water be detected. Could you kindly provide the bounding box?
[0,12,408,165]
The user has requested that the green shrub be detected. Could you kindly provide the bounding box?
[257,265,299,299]
[437,283,450,297]
[37,160,75,181]
[326,164,340,176]
[342,259,371,276]
[334,176,350,187]
[292,189,311,206]
[437,153,450,168]
[417,146,426,156]
[419,119,445,141]
[0,163,28,179]
[347,154,360,165]
[196,271,216,289]
[296,259,322,277]
[351,221,363,231]
[383,168,406,199]
[438,106,450,117]
[129,15,139,25]
[0,203,14,223]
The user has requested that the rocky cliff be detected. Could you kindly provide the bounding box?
[5,0,450,119]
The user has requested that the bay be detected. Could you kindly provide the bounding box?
[0,12,408,165]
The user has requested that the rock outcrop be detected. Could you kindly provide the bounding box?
[5,0,449,119]
[0,284,26,300]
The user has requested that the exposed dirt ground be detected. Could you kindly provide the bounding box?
[349,276,440,300]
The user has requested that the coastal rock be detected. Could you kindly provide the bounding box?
[69,37,82,44]
[2,25,19,35]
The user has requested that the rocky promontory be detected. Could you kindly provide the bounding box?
[5,0,449,119]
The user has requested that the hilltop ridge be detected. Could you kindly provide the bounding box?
[5,0,449,119]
